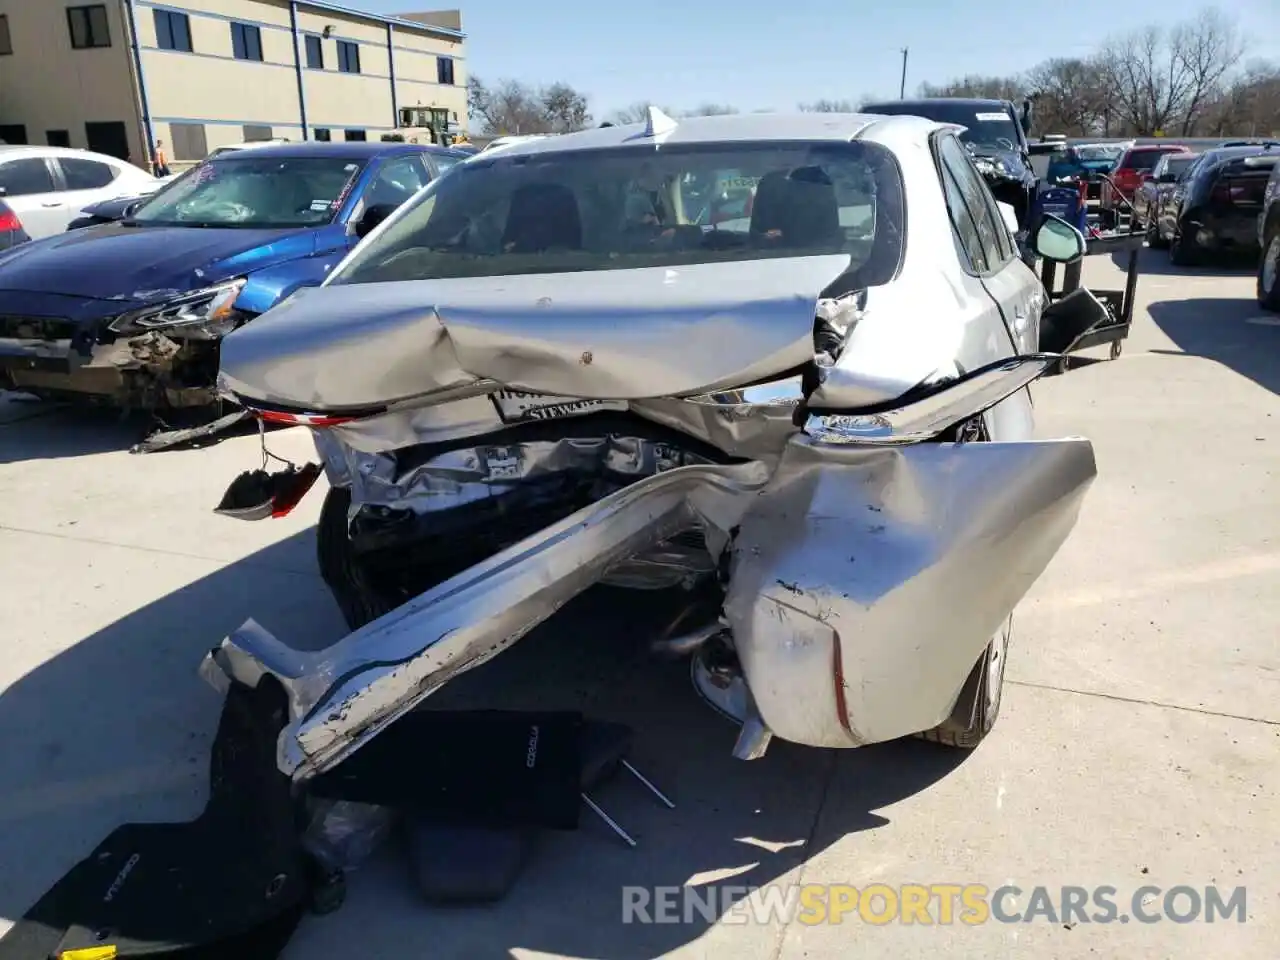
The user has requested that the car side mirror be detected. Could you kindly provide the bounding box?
[354,202,399,239]
[123,200,143,218]
[1032,214,1086,263]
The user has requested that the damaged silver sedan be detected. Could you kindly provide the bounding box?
[206,109,1108,781]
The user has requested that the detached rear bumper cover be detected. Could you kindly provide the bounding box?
[206,432,1096,781]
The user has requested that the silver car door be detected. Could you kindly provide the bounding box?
[936,134,1042,356]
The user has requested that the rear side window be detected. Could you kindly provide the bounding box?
[60,156,119,189]
[0,157,56,196]
[1123,149,1179,171]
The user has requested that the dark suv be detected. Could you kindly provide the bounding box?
[861,98,1037,232]
[1258,156,1280,310]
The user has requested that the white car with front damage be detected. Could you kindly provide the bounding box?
[206,108,1108,781]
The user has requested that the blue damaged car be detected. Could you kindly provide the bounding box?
[0,141,467,412]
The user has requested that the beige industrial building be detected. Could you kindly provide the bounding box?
[0,0,467,171]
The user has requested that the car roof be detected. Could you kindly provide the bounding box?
[205,141,451,161]
[1198,144,1279,165]
[468,112,938,160]
[0,144,134,164]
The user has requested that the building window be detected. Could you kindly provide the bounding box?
[436,56,455,85]
[67,5,111,50]
[343,129,367,142]
[231,22,262,62]
[337,40,360,74]
[47,130,72,147]
[313,128,331,142]
[170,122,209,162]
[0,124,28,145]
[0,15,12,56]
[304,34,323,69]
[242,124,274,142]
[154,9,192,52]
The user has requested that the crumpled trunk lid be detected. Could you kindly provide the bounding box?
[216,255,853,411]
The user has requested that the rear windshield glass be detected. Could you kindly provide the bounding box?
[1163,155,1197,177]
[1121,149,1179,171]
[330,140,905,286]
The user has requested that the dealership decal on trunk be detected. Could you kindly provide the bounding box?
[491,390,629,424]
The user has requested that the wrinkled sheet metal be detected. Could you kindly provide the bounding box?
[723,434,1097,748]
[216,256,852,411]
[337,434,722,589]
[208,425,1096,780]
[208,461,771,780]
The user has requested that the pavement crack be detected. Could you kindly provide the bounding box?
[1009,679,1279,726]
[765,749,839,960]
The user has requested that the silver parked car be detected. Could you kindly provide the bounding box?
[207,110,1105,781]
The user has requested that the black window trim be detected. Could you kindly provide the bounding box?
[56,155,121,191]
[0,156,61,197]
[437,55,455,85]
[304,33,324,69]
[230,20,263,62]
[931,131,1012,278]
[337,39,360,74]
[153,8,193,53]
[67,4,112,50]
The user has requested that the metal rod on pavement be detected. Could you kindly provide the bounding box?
[581,793,636,847]
[621,760,676,809]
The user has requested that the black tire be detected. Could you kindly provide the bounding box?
[316,486,398,631]
[1147,217,1168,250]
[916,616,1012,749]
[1169,228,1199,267]
[1258,230,1280,312]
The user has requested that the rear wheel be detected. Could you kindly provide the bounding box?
[316,486,398,631]
[1258,231,1280,312]
[1147,216,1168,250]
[916,616,1013,749]
[1169,227,1199,267]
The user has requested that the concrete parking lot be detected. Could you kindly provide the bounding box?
[1,251,1277,958]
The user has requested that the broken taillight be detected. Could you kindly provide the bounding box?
[256,409,359,428]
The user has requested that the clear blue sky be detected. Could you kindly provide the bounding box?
[357,0,1279,117]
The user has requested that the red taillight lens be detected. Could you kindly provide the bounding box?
[0,209,21,232]
[257,409,357,427]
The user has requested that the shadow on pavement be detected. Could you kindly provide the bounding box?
[0,395,269,464]
[1147,296,1280,397]
[1112,246,1258,277]
[0,529,968,959]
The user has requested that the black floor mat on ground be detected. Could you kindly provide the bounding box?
[0,681,309,960]
[308,710,584,830]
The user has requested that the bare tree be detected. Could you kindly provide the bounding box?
[681,103,739,116]
[468,75,593,135]
[1025,57,1111,136]
[918,74,1023,101]
[1097,10,1244,135]
[798,99,859,112]
[1170,8,1245,134]
[607,101,677,124]
[541,82,591,133]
